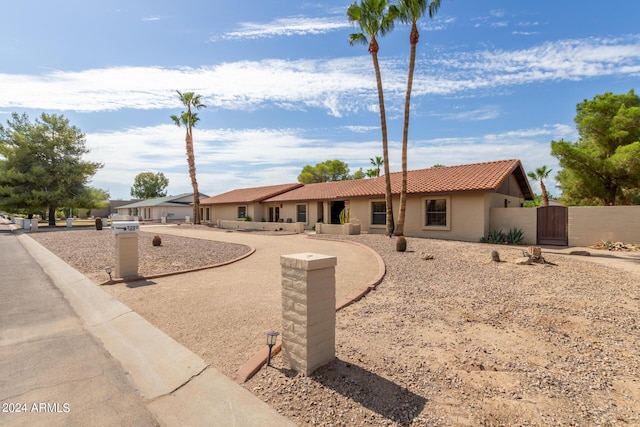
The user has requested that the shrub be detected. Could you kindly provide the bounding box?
[488,229,505,244]
[480,228,525,245]
[242,216,252,222]
[505,227,525,245]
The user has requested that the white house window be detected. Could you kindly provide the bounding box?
[296,204,307,223]
[425,198,447,227]
[371,201,386,225]
[237,206,247,219]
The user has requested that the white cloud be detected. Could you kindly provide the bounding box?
[142,15,164,22]
[85,121,573,199]
[434,105,502,121]
[214,16,349,41]
[1,36,639,118]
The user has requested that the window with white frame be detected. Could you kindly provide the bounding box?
[237,206,247,219]
[296,204,307,223]
[371,201,386,225]
[425,198,447,227]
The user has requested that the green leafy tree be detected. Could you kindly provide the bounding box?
[130,172,169,199]
[527,166,553,206]
[171,90,206,223]
[365,168,379,178]
[0,113,102,225]
[73,187,110,217]
[298,160,352,184]
[395,0,442,236]
[551,90,640,205]
[348,0,399,236]
[353,168,366,180]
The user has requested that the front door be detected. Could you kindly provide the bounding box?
[269,207,280,222]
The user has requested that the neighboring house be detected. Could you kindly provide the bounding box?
[115,193,209,222]
[88,199,140,219]
[203,160,534,242]
[199,183,303,223]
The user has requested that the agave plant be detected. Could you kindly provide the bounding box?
[488,229,505,244]
[505,227,525,245]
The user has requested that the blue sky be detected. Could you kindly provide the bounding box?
[1,1,639,199]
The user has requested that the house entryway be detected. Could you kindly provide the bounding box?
[330,201,345,224]
[537,206,568,246]
[268,206,280,222]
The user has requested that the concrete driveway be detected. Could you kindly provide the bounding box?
[102,225,384,379]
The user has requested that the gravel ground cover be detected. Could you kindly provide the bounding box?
[28,228,251,283]
[28,229,640,425]
[246,235,640,426]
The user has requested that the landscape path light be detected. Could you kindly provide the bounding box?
[105,266,112,281]
[265,330,279,367]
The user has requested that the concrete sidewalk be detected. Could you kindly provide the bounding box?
[0,229,295,426]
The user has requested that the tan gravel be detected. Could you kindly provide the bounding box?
[248,235,640,426]
[29,228,640,426]
[28,225,382,379]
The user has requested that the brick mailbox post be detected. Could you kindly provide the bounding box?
[280,253,337,376]
[111,221,140,279]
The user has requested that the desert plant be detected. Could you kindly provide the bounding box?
[339,208,350,224]
[488,229,505,244]
[152,235,162,246]
[396,235,407,252]
[95,217,103,230]
[505,227,525,245]
[242,215,252,222]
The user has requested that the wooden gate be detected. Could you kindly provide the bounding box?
[536,206,568,246]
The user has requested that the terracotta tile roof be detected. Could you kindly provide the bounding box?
[200,183,303,205]
[264,159,533,202]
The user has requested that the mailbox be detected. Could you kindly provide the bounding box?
[111,221,140,235]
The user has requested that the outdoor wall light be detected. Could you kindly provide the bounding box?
[265,330,280,367]
[105,266,112,281]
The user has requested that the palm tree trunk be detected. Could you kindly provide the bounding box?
[540,181,549,207]
[371,42,394,236]
[185,128,201,224]
[396,22,419,237]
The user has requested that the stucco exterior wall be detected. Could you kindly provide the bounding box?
[116,206,192,222]
[217,219,304,233]
[349,193,496,242]
[489,207,537,245]
[568,206,640,246]
[210,204,239,223]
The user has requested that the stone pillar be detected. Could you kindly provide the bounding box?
[115,234,139,278]
[281,253,336,376]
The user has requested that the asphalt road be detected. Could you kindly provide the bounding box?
[0,231,158,426]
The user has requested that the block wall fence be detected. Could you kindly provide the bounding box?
[490,206,640,246]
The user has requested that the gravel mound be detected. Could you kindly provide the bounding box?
[29,228,251,283]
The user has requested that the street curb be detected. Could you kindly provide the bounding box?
[16,233,295,426]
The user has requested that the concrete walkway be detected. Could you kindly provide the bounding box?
[0,221,295,426]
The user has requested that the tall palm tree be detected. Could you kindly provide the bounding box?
[528,166,553,207]
[370,155,384,177]
[395,0,442,236]
[171,90,206,224]
[348,0,399,236]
